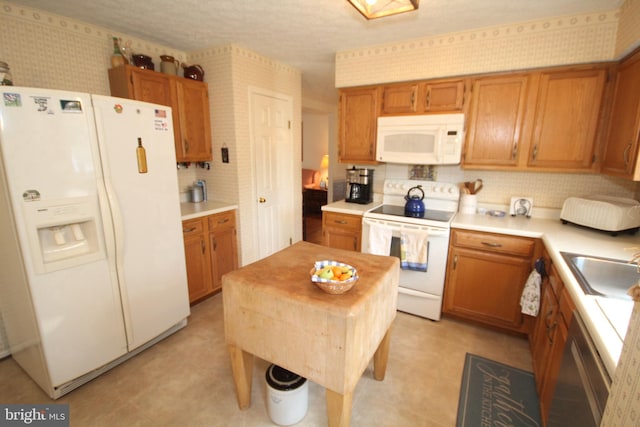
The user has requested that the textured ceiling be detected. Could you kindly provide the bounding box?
[9,0,624,105]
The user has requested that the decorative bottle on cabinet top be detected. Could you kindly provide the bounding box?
[110,37,126,68]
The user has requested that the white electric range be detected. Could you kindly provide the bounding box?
[361,179,460,320]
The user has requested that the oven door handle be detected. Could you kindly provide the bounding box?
[363,218,449,236]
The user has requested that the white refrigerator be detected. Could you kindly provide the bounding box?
[0,87,190,399]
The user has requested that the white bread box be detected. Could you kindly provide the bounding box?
[560,195,640,233]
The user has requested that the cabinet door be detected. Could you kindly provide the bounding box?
[130,69,174,107]
[110,66,183,153]
[463,74,532,167]
[338,87,380,163]
[527,68,607,170]
[322,212,362,252]
[424,80,465,112]
[381,83,419,115]
[176,79,212,162]
[539,318,568,423]
[323,229,360,252]
[443,247,531,331]
[182,220,212,303]
[210,227,238,292]
[209,211,238,292]
[601,50,640,179]
[531,284,558,393]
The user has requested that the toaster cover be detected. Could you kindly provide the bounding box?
[560,195,640,232]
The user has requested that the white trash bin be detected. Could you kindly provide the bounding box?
[266,364,308,426]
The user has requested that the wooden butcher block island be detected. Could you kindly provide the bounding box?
[222,241,400,427]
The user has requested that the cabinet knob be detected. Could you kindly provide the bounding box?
[259,197,266,203]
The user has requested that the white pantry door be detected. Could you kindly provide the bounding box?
[251,91,294,260]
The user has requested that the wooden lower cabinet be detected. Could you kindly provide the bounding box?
[530,254,575,425]
[208,210,238,292]
[322,211,362,252]
[182,217,212,303]
[182,210,238,304]
[443,229,540,333]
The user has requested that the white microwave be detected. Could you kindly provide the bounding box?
[376,113,465,164]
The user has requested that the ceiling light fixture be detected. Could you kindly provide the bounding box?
[347,0,419,20]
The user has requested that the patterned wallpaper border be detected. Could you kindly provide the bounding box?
[189,44,300,77]
[336,10,619,61]
[0,1,187,61]
[335,9,622,88]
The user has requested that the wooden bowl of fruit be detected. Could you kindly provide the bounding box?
[310,260,358,294]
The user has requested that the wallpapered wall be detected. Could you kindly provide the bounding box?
[334,5,640,209]
[186,44,302,265]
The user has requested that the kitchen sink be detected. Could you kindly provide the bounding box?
[560,252,637,300]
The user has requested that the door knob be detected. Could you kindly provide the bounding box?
[259,197,266,203]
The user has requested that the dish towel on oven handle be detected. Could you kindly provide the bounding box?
[400,229,429,271]
[366,221,392,255]
[520,268,541,316]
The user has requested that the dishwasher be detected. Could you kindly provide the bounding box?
[547,311,611,427]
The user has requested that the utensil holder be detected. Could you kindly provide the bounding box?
[459,194,477,214]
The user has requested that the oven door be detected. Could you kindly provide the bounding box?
[362,217,450,296]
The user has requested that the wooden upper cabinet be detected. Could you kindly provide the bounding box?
[381,83,419,114]
[108,65,212,163]
[463,65,610,172]
[463,73,532,168]
[527,67,607,171]
[338,86,380,164]
[175,78,212,162]
[424,80,466,112]
[380,79,466,115]
[601,49,640,179]
[129,69,175,107]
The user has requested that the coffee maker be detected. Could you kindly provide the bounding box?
[345,167,374,204]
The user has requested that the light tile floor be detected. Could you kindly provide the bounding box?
[0,294,532,426]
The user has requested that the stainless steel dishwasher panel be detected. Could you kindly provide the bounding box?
[548,311,611,427]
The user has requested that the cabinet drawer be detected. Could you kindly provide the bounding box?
[208,210,236,232]
[323,212,362,232]
[182,218,205,235]
[452,230,535,257]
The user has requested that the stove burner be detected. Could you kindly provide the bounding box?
[368,205,455,223]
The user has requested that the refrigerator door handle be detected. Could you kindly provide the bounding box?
[99,176,135,347]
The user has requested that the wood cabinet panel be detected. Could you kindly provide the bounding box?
[182,210,238,303]
[209,211,238,293]
[601,49,640,179]
[452,229,536,257]
[182,218,212,303]
[529,249,574,425]
[322,211,362,252]
[424,80,465,112]
[444,229,540,333]
[463,74,532,167]
[527,68,606,170]
[108,65,212,162]
[444,246,532,330]
[176,78,212,162]
[380,79,466,115]
[338,87,380,164]
[381,83,419,114]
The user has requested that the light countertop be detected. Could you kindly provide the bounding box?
[324,199,637,376]
[321,200,377,215]
[180,200,238,220]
